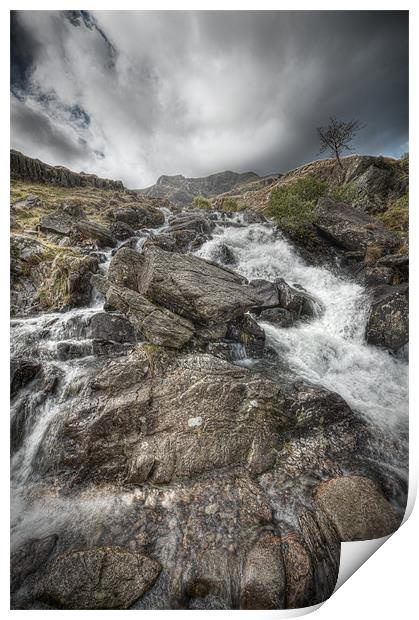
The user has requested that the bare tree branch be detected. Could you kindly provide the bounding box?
[317,117,364,169]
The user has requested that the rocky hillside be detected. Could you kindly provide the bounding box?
[10,153,408,610]
[138,169,262,206]
[215,154,408,218]
[11,150,124,190]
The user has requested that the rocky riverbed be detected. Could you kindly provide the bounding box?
[10,169,408,609]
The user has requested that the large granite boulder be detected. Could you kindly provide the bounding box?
[40,348,290,485]
[107,246,261,325]
[240,534,286,609]
[314,475,400,540]
[39,547,160,609]
[92,275,195,349]
[365,284,408,351]
[74,220,116,248]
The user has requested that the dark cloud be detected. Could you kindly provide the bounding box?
[10,10,408,187]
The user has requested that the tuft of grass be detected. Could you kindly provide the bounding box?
[193,195,212,210]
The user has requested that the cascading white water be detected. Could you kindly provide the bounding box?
[10,209,408,552]
[196,222,409,436]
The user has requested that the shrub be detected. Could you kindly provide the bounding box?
[328,182,358,204]
[268,176,326,229]
[193,195,212,210]
[222,197,240,211]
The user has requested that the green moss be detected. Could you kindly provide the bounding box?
[193,195,212,210]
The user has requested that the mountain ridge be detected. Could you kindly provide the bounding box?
[10,150,124,191]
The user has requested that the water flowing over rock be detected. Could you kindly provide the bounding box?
[40,348,289,485]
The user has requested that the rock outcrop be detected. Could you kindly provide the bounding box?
[40,348,289,485]
[93,246,263,352]
[11,150,124,190]
[314,197,399,255]
[365,284,408,351]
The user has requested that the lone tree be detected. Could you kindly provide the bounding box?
[317,117,363,169]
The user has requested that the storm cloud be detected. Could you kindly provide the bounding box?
[10,10,408,188]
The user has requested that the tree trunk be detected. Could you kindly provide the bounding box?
[335,150,343,170]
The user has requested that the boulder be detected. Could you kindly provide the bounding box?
[134,204,165,228]
[39,547,160,609]
[276,279,321,318]
[42,348,289,485]
[145,228,207,253]
[108,204,165,229]
[74,220,116,248]
[167,213,215,235]
[258,307,295,327]
[92,275,195,349]
[240,534,286,609]
[250,278,320,320]
[39,212,74,236]
[11,236,51,316]
[365,284,408,351]
[109,221,136,240]
[87,312,136,343]
[213,243,236,266]
[242,210,268,224]
[62,203,87,219]
[132,247,261,325]
[249,279,280,308]
[225,314,265,357]
[39,254,99,310]
[314,197,399,254]
[314,475,401,540]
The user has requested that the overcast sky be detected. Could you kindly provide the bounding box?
[11,10,408,188]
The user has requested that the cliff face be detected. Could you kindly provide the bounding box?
[138,170,260,206]
[10,150,124,190]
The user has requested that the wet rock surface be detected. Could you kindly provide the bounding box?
[314,476,401,540]
[10,185,408,610]
[39,547,161,609]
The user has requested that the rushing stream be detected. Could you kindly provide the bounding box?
[11,210,409,555]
